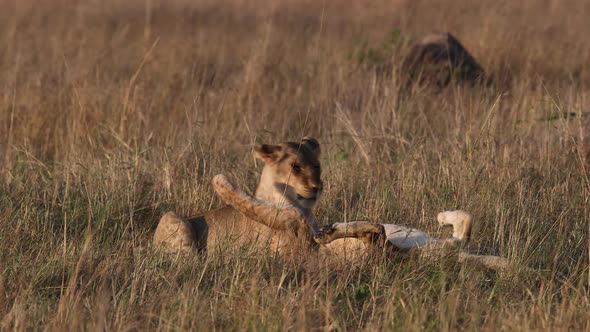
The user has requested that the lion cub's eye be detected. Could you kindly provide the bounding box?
[292,164,302,173]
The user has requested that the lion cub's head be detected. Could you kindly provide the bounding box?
[254,137,323,210]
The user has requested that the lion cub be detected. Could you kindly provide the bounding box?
[153,137,323,255]
[212,176,518,271]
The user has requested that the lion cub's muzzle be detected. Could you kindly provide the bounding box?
[297,184,323,201]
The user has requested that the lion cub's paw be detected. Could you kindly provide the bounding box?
[212,174,235,192]
[313,224,336,244]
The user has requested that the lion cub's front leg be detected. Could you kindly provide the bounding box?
[212,174,314,234]
[153,212,196,253]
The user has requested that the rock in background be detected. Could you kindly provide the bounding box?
[401,32,490,90]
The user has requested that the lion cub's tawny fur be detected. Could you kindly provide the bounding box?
[153,137,323,255]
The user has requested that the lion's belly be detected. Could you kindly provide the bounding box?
[382,224,433,250]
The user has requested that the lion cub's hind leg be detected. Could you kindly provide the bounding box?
[314,222,386,245]
[413,210,474,255]
[153,212,196,253]
[436,210,473,244]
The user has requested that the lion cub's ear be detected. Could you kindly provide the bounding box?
[254,144,282,163]
[302,137,320,158]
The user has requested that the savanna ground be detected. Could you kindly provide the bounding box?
[1,0,589,330]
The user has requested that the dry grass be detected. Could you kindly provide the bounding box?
[1,0,589,330]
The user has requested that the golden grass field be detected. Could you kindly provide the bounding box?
[1,0,589,330]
